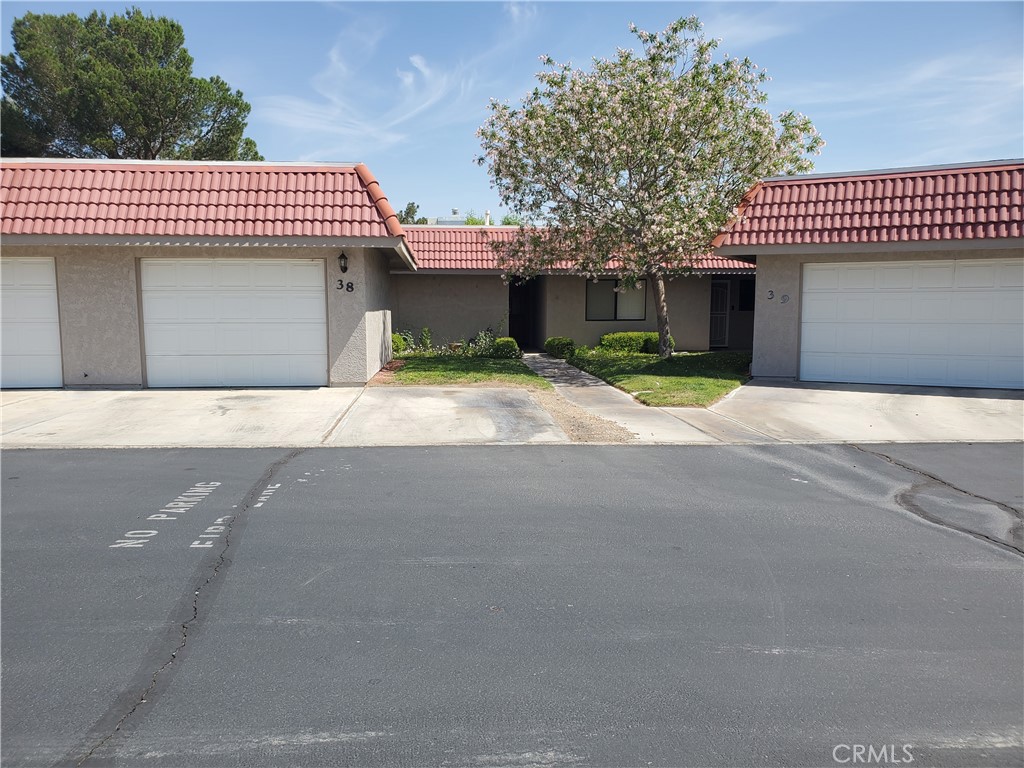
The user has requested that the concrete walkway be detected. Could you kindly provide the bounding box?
[522,354,768,443]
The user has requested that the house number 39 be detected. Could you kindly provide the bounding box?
[337,280,355,292]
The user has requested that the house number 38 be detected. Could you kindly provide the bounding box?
[336,280,355,292]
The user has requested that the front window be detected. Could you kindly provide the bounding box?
[586,279,647,321]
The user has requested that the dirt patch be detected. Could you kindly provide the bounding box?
[531,389,635,443]
[367,359,405,386]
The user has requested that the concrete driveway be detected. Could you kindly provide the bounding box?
[1,379,1021,448]
[697,380,1024,444]
[0,387,566,448]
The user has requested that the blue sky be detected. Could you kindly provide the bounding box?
[2,1,1022,219]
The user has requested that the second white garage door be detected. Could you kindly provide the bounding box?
[0,256,63,388]
[800,258,1024,389]
[142,259,327,387]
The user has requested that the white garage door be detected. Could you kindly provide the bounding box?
[801,259,1024,389]
[1,257,63,388]
[142,258,327,387]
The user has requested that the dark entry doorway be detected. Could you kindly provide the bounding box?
[508,279,540,351]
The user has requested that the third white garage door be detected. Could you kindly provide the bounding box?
[800,258,1024,389]
[141,258,328,387]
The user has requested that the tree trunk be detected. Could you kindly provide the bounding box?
[649,271,673,358]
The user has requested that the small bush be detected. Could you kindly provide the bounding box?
[489,337,523,359]
[467,327,497,357]
[418,327,432,350]
[599,331,674,354]
[544,336,576,359]
[391,332,407,355]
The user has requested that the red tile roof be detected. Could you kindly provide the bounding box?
[715,161,1023,248]
[402,226,754,272]
[0,159,406,240]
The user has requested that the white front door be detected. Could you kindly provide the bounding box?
[800,258,1024,388]
[141,258,328,387]
[1,257,63,388]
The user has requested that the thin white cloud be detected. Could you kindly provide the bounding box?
[702,9,798,50]
[504,2,539,27]
[773,50,1023,164]
[254,11,515,160]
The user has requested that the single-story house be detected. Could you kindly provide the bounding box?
[392,226,756,351]
[1,157,1021,391]
[1,159,412,388]
[715,159,1023,389]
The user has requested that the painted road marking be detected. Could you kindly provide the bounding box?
[110,481,221,549]
[190,516,233,548]
[252,483,281,508]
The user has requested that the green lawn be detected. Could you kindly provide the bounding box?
[391,355,552,389]
[570,350,751,407]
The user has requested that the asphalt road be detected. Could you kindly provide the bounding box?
[2,444,1022,768]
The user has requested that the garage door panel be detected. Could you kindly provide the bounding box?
[912,294,951,322]
[915,264,955,288]
[288,261,327,287]
[2,354,64,388]
[801,325,836,353]
[142,258,327,387]
[994,294,1024,323]
[803,267,839,291]
[1,257,63,388]
[801,295,838,321]
[799,353,836,380]
[877,265,915,289]
[991,359,1024,388]
[840,267,877,290]
[951,293,998,322]
[910,325,950,355]
[954,262,999,288]
[875,294,912,322]
[907,358,949,384]
[838,295,875,321]
[213,261,251,287]
[836,325,873,353]
[990,324,1024,353]
[871,325,910,354]
[835,356,873,381]
[997,261,1024,287]
[179,261,218,287]
[801,259,1023,389]
[218,294,256,321]
[3,291,57,321]
[872,357,910,382]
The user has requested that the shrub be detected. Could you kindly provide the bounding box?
[467,327,497,357]
[544,336,576,359]
[489,337,523,359]
[418,327,432,350]
[599,331,674,354]
[391,332,407,355]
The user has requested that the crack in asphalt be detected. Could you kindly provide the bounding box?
[63,448,305,768]
[853,444,1023,556]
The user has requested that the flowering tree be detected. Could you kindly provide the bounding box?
[476,17,823,357]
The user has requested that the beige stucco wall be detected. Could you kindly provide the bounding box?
[392,274,508,344]
[2,243,389,387]
[751,246,1024,379]
[541,274,711,349]
[362,250,393,381]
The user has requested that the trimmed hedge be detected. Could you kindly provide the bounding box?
[544,336,576,359]
[599,331,674,354]
[490,337,523,359]
[391,332,407,355]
